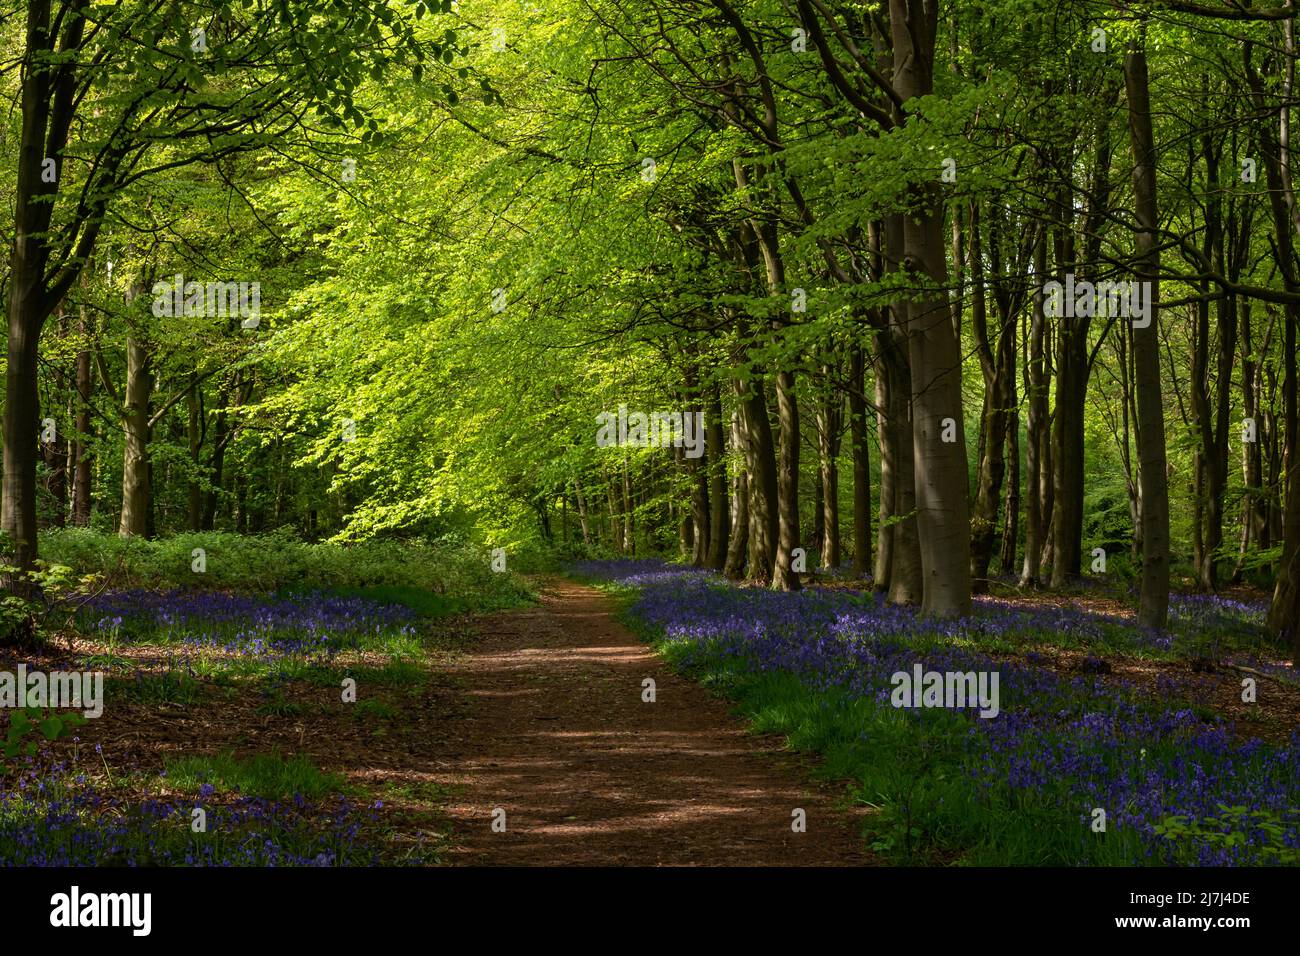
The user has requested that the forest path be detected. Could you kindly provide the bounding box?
[429,576,871,865]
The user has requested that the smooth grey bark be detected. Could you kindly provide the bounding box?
[892,0,971,617]
[706,384,730,571]
[724,409,751,580]
[118,287,153,538]
[1124,32,1171,629]
[849,342,872,578]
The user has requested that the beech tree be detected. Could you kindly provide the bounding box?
[3,0,440,586]
[9,0,1300,663]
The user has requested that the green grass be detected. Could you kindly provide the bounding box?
[382,778,457,804]
[76,653,133,671]
[40,527,537,612]
[161,750,344,800]
[255,688,311,718]
[258,656,427,688]
[106,669,204,707]
[353,698,398,721]
[648,630,1150,866]
[359,658,425,686]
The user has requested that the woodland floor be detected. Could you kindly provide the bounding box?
[2,576,871,866]
[7,573,1295,865]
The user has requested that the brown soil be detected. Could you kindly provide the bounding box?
[428,577,872,866]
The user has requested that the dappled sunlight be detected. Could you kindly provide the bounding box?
[435,578,869,866]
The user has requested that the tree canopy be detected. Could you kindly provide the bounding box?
[4,0,1300,659]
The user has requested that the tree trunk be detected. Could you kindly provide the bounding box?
[892,0,971,617]
[812,462,825,559]
[873,333,896,592]
[753,223,801,589]
[41,311,69,529]
[770,365,802,591]
[1000,408,1020,575]
[573,475,593,549]
[849,342,872,578]
[817,372,842,570]
[3,0,85,596]
[690,441,709,568]
[1048,317,1088,587]
[724,409,751,580]
[706,384,729,570]
[118,329,152,537]
[968,206,1015,593]
[1236,300,1265,579]
[882,326,923,605]
[607,477,623,555]
[203,371,249,532]
[1020,233,1049,587]
[2,312,42,584]
[736,375,778,583]
[71,304,94,527]
[621,458,634,555]
[186,373,203,532]
[1188,122,1236,591]
[1125,32,1171,629]
[203,405,228,531]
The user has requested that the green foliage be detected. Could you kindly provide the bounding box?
[3,708,88,759]
[642,611,1294,866]
[1156,807,1300,866]
[108,669,204,707]
[3,0,1291,600]
[0,532,100,644]
[352,698,398,722]
[40,528,533,608]
[161,750,344,800]
[653,636,993,864]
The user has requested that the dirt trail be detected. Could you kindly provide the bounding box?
[431,577,870,865]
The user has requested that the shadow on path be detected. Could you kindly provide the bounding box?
[431,576,872,866]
